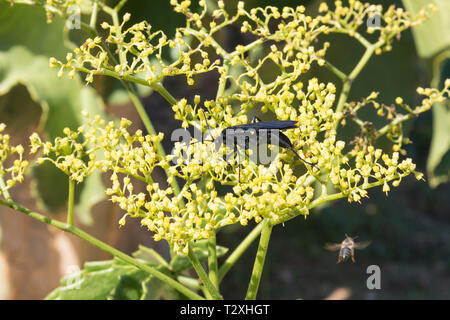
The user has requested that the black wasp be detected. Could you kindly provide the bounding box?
[201,112,317,181]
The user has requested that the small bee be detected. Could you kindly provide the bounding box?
[325,234,371,263]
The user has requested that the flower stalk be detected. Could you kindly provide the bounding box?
[245,219,273,300]
[67,178,75,225]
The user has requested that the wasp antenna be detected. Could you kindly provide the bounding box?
[292,149,319,171]
[202,110,217,141]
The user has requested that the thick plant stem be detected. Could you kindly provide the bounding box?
[333,43,378,131]
[0,199,204,300]
[218,222,263,282]
[245,219,273,300]
[188,245,223,300]
[67,179,75,225]
[207,235,219,289]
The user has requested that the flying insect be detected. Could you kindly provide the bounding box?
[325,234,371,263]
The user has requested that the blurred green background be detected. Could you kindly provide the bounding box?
[0,0,449,299]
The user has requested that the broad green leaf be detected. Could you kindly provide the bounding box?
[59,267,131,300]
[0,2,67,59]
[143,274,186,300]
[48,258,142,300]
[170,240,229,273]
[82,260,115,272]
[46,257,185,300]
[133,245,170,267]
[403,0,450,187]
[402,0,450,59]
[427,99,450,187]
[112,269,150,300]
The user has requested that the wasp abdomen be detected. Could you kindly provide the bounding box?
[339,246,352,262]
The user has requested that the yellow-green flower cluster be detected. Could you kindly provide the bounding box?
[343,80,450,155]
[80,113,165,182]
[51,10,221,86]
[0,124,28,197]
[50,37,107,83]
[21,76,449,254]
[29,126,97,183]
[319,0,437,54]
[49,0,437,91]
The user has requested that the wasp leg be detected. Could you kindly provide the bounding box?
[351,255,356,263]
[251,116,262,124]
[236,144,241,183]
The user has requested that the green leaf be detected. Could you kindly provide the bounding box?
[73,170,104,225]
[403,0,450,187]
[0,2,67,59]
[402,0,450,59]
[143,274,186,300]
[46,257,187,300]
[427,99,450,187]
[170,240,229,273]
[132,245,170,267]
[112,269,150,300]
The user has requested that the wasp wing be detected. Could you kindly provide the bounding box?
[233,120,298,131]
[324,243,341,251]
[354,241,371,250]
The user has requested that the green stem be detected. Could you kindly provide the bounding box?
[333,43,377,130]
[323,59,347,82]
[0,175,12,201]
[245,219,273,300]
[0,199,204,300]
[67,179,75,225]
[207,236,219,289]
[188,245,223,300]
[216,61,230,102]
[89,2,98,28]
[111,10,126,65]
[151,82,178,106]
[378,114,411,136]
[114,0,128,12]
[218,222,263,282]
